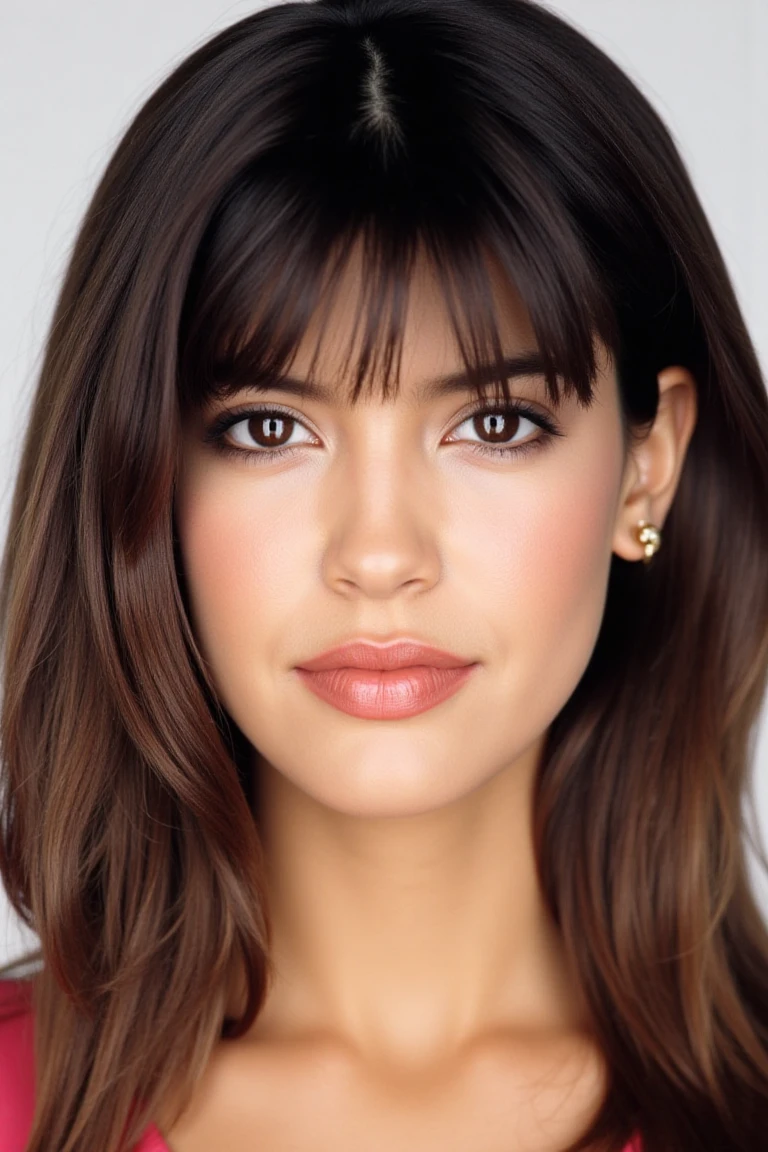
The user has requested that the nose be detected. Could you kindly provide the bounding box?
[320,442,442,600]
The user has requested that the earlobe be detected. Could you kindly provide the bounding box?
[612,365,698,563]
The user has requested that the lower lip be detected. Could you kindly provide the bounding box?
[294,664,478,719]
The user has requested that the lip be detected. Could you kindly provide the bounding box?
[295,639,473,672]
[294,639,479,720]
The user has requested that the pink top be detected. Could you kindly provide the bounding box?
[0,979,166,1151]
[0,978,642,1151]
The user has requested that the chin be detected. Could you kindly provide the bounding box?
[261,746,511,820]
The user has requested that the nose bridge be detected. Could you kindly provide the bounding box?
[320,415,441,598]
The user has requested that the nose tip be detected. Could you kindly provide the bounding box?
[322,497,441,600]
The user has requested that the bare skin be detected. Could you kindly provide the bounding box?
[167,244,697,1151]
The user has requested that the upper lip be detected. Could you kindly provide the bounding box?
[295,638,476,672]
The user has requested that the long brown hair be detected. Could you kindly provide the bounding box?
[1,1,767,1149]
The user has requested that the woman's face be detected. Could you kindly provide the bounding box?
[175,249,633,817]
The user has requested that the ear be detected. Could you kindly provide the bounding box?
[612,366,698,561]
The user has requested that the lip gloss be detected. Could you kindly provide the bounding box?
[294,663,478,720]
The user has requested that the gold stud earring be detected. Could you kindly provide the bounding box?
[635,519,662,563]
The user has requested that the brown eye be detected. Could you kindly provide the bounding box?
[449,406,537,448]
[241,413,294,448]
[226,410,314,452]
[443,401,563,463]
[470,409,522,444]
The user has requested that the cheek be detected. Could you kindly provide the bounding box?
[174,463,313,689]
[454,436,623,717]
[526,453,616,609]
[514,438,623,700]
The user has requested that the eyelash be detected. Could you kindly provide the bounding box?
[202,401,563,465]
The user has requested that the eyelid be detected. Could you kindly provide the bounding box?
[202,401,320,446]
[202,395,561,446]
[442,396,557,437]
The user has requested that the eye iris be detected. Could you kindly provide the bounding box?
[475,410,519,443]
[250,414,293,447]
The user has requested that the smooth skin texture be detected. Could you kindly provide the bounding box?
[169,246,697,1151]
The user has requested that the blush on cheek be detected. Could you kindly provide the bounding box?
[532,446,623,686]
[486,434,623,731]
[174,464,320,723]
[174,470,256,667]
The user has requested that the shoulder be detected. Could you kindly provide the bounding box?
[0,978,36,1152]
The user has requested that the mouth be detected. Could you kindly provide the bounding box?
[294,638,479,720]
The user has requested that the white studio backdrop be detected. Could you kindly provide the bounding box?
[1,0,767,964]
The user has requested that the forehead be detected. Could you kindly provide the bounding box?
[284,240,540,404]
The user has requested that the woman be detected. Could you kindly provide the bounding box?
[1,0,767,1149]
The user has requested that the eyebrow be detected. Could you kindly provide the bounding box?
[214,352,550,404]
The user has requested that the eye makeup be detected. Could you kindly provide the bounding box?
[201,398,564,467]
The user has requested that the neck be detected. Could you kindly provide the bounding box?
[245,737,591,1071]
